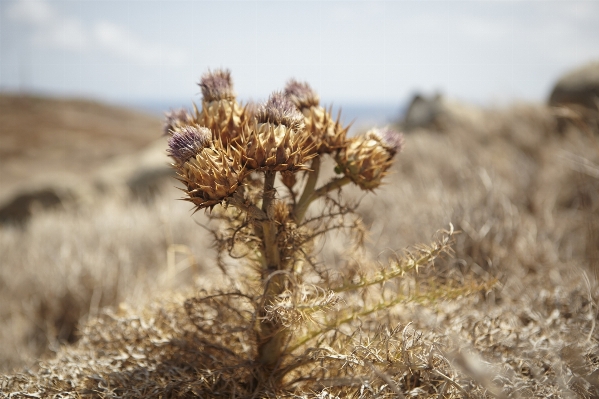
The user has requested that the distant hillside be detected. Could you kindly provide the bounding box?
[0,94,162,199]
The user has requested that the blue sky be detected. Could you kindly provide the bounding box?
[1,0,598,108]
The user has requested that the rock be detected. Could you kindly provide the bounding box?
[403,93,443,131]
[549,61,599,111]
[0,139,175,226]
[402,93,486,132]
[0,188,66,225]
[549,62,599,133]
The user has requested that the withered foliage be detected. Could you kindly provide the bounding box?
[2,232,495,399]
[2,75,599,398]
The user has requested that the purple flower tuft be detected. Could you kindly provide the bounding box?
[168,126,212,163]
[284,79,320,109]
[256,91,304,129]
[163,108,193,136]
[372,127,404,155]
[198,69,235,102]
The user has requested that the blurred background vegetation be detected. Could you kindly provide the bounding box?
[1,1,599,397]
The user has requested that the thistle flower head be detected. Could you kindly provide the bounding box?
[197,100,248,146]
[256,92,304,130]
[179,143,246,210]
[281,81,347,155]
[240,120,312,172]
[199,69,235,102]
[302,105,348,155]
[284,79,320,109]
[163,108,193,136]
[167,126,212,164]
[368,126,404,156]
[240,94,312,172]
[335,127,404,190]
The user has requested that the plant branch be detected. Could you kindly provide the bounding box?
[294,157,321,220]
[261,171,280,269]
[226,189,268,221]
[294,175,351,223]
[331,247,446,294]
[288,279,497,353]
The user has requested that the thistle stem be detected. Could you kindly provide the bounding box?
[261,171,280,269]
[257,170,287,372]
[312,175,351,199]
[226,189,267,221]
[294,157,321,221]
[294,175,351,223]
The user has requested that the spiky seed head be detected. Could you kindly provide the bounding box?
[241,120,312,172]
[163,108,193,136]
[194,69,251,146]
[199,69,235,102]
[178,143,246,210]
[167,126,212,165]
[335,127,404,190]
[238,92,311,171]
[256,92,304,131]
[284,79,320,109]
[302,105,348,155]
[196,99,250,146]
[282,81,347,155]
[372,126,404,156]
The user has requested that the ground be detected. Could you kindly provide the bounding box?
[1,95,599,398]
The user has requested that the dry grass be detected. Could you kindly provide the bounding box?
[2,99,599,397]
[0,189,215,373]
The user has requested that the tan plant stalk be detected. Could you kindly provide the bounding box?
[294,157,321,222]
[163,70,491,393]
[256,170,288,371]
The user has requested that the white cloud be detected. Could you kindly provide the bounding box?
[93,21,187,66]
[43,18,89,52]
[8,0,54,26]
[7,0,187,65]
[8,0,88,51]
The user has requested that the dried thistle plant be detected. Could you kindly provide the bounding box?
[162,69,491,393]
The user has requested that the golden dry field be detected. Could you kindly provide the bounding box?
[1,92,599,398]
[0,95,160,195]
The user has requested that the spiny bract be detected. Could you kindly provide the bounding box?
[166,70,404,209]
[335,127,404,190]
